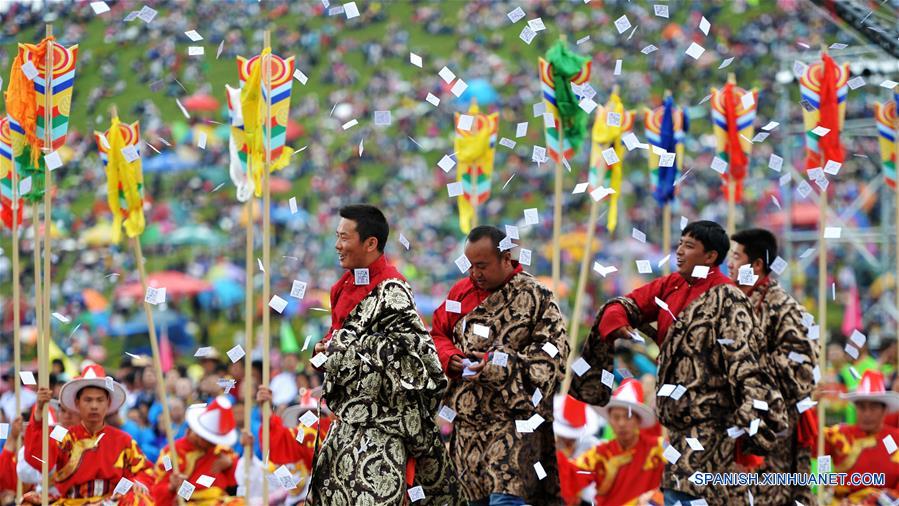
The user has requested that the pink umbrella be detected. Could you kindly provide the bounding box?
[116,271,213,299]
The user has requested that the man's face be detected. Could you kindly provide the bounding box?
[675,234,717,277]
[59,405,81,428]
[464,238,512,291]
[75,387,111,424]
[607,406,641,441]
[727,242,750,283]
[335,218,376,270]
[856,400,886,434]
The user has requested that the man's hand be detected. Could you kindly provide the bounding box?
[240,429,254,448]
[169,471,188,492]
[256,386,272,405]
[33,387,53,422]
[3,417,22,451]
[462,352,488,381]
[448,355,465,376]
[606,325,635,343]
[209,451,233,474]
[314,341,328,356]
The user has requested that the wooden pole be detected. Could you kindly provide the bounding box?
[662,204,672,275]
[894,111,898,384]
[132,236,185,506]
[243,198,254,494]
[261,30,273,505]
[561,198,599,396]
[816,187,828,503]
[12,118,23,504]
[39,25,52,506]
[30,201,44,505]
[552,154,563,297]
[110,103,184,505]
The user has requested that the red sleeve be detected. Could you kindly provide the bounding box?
[430,301,464,376]
[23,415,61,471]
[557,450,594,505]
[265,415,314,466]
[151,445,177,505]
[597,276,669,340]
[0,449,16,491]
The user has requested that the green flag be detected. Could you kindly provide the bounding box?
[280,319,300,354]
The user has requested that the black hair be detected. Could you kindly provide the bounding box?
[731,228,778,274]
[75,385,111,402]
[339,204,389,253]
[467,226,507,257]
[681,220,729,266]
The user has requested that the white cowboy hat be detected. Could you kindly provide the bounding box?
[58,364,126,415]
[186,395,239,447]
[595,378,657,428]
[281,389,328,427]
[553,394,602,440]
[840,370,899,412]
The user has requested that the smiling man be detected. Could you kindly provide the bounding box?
[23,364,154,505]
[310,204,460,505]
[570,220,788,506]
[431,225,569,505]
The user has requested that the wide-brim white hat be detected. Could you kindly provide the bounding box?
[186,396,238,447]
[58,365,126,415]
[553,394,602,440]
[840,370,899,412]
[594,379,656,428]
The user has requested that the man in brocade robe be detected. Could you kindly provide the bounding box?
[152,396,242,504]
[729,228,818,505]
[309,204,460,505]
[23,364,154,505]
[824,370,899,504]
[570,220,788,506]
[431,225,569,505]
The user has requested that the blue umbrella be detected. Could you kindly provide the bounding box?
[109,311,194,353]
[456,78,499,106]
[143,151,197,173]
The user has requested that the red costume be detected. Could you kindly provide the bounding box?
[0,447,17,491]
[430,262,523,374]
[824,424,899,501]
[152,437,239,504]
[570,430,664,506]
[23,421,154,504]
[598,267,732,343]
[266,414,321,467]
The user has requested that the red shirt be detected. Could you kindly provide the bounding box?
[265,413,327,467]
[430,262,524,375]
[572,430,664,506]
[23,420,154,501]
[0,448,16,491]
[326,254,405,341]
[598,267,733,344]
[152,436,239,504]
[825,423,899,497]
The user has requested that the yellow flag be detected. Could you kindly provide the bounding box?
[103,116,145,242]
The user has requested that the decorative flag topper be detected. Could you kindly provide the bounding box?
[454,101,498,234]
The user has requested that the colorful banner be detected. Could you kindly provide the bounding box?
[6,37,78,202]
[94,116,144,243]
[454,102,498,234]
[538,53,591,163]
[799,52,849,170]
[710,83,757,202]
[0,117,23,229]
[874,98,897,189]
[233,50,295,198]
[644,97,688,205]
[589,93,634,232]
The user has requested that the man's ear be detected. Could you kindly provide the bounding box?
[364,236,379,253]
[705,249,718,266]
[752,257,766,273]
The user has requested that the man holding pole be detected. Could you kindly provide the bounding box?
[22,364,155,505]
[728,228,818,504]
[431,225,569,505]
[570,220,788,506]
[309,204,460,505]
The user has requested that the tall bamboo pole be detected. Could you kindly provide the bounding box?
[261,29,273,505]
[662,205,671,275]
[726,73,737,235]
[894,108,898,385]
[12,111,23,504]
[816,187,828,504]
[39,25,53,506]
[243,198,254,493]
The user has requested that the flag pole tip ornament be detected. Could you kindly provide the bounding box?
[595,378,656,428]
[710,82,757,202]
[645,95,688,205]
[799,52,850,171]
[552,394,601,440]
[873,99,897,189]
[539,39,591,163]
[454,101,498,234]
[95,115,144,243]
[840,370,899,412]
[0,117,23,228]
[58,364,126,414]
[186,395,239,446]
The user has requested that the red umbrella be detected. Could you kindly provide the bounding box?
[270,177,292,194]
[116,271,213,299]
[286,119,304,141]
[182,93,220,112]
